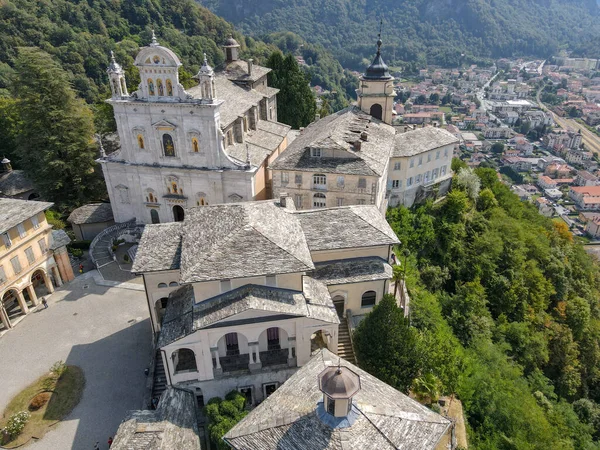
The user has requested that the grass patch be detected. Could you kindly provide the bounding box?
[439,106,453,113]
[0,364,85,447]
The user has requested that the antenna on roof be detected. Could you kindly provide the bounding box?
[245,143,250,166]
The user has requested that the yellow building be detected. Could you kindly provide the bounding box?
[0,199,72,331]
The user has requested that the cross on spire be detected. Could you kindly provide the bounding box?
[376,19,383,54]
[151,29,159,46]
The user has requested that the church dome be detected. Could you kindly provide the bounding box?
[363,38,391,80]
[224,35,240,47]
[318,365,361,399]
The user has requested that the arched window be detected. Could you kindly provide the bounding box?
[157,78,164,96]
[166,79,173,96]
[313,174,327,189]
[148,78,155,96]
[266,327,280,350]
[150,209,160,224]
[197,193,208,206]
[146,191,157,203]
[137,135,145,149]
[192,138,200,153]
[370,103,383,120]
[158,282,168,288]
[171,182,178,193]
[313,193,326,208]
[169,281,179,287]
[172,348,197,373]
[225,333,240,356]
[120,78,127,95]
[361,290,377,307]
[163,134,175,157]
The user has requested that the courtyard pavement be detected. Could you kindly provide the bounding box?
[0,272,152,450]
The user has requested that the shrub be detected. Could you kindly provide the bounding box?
[2,411,30,441]
[28,393,50,411]
[69,248,83,258]
[68,240,91,250]
[50,361,68,378]
[45,210,65,230]
[123,254,130,263]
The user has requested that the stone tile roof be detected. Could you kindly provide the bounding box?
[393,127,459,158]
[0,170,34,197]
[50,229,71,250]
[296,206,399,251]
[67,202,114,225]
[224,348,450,450]
[311,257,392,285]
[0,198,53,235]
[179,202,314,283]
[111,386,201,450]
[270,107,395,176]
[131,223,183,273]
[222,60,271,84]
[158,281,338,347]
[226,121,290,167]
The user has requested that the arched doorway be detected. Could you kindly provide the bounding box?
[332,295,345,318]
[155,297,168,326]
[150,209,160,224]
[310,329,330,353]
[2,289,25,322]
[216,332,250,373]
[171,348,197,373]
[258,327,290,367]
[172,205,184,222]
[370,103,383,120]
[31,269,51,297]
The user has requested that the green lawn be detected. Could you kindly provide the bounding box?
[439,106,453,113]
[0,365,85,447]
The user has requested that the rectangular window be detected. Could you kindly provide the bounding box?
[425,170,430,183]
[337,198,344,207]
[220,279,231,293]
[2,233,11,248]
[313,174,327,186]
[17,223,26,238]
[0,266,5,284]
[436,151,440,160]
[266,275,276,287]
[392,180,400,188]
[10,256,21,275]
[409,158,414,168]
[358,178,367,189]
[427,153,432,162]
[418,156,423,166]
[31,215,40,229]
[311,148,321,157]
[357,199,366,205]
[393,161,401,170]
[25,246,35,265]
[416,174,422,184]
[441,165,447,175]
[38,238,47,254]
[444,148,449,157]
[294,194,303,209]
[433,168,439,179]
[337,176,345,188]
[281,172,289,184]
[407,177,413,187]
[295,174,303,185]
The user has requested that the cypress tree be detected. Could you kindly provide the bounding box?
[13,47,105,209]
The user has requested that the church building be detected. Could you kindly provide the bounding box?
[100,34,290,224]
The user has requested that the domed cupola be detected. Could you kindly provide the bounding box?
[317,361,361,427]
[364,37,391,80]
[107,51,128,99]
[223,34,241,62]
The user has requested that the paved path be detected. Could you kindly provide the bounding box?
[0,274,152,450]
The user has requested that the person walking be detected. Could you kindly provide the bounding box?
[41,297,48,309]
[108,436,113,447]
[79,263,84,274]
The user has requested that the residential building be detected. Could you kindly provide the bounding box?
[545,188,564,199]
[503,156,531,172]
[99,35,290,225]
[484,127,513,139]
[543,130,583,152]
[545,163,573,178]
[570,186,600,210]
[565,149,593,165]
[224,349,451,450]
[575,170,599,186]
[67,203,115,241]
[585,217,600,238]
[0,199,74,331]
[0,158,38,201]
[388,127,458,207]
[131,198,399,403]
[536,197,554,217]
[522,110,553,128]
[270,107,395,211]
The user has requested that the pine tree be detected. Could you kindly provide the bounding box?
[267,52,316,129]
[13,47,105,209]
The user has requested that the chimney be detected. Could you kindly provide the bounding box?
[1,157,12,173]
[280,192,289,207]
[404,126,408,133]
[354,140,362,151]
[360,131,368,141]
[247,59,253,76]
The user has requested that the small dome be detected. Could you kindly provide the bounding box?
[318,365,361,399]
[364,52,391,80]
[1,157,10,164]
[107,51,123,74]
[224,35,240,47]
[197,53,214,76]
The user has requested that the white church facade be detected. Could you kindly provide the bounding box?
[100,34,290,224]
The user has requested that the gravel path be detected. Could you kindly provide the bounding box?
[0,273,152,450]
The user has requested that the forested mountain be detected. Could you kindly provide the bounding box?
[198,0,600,68]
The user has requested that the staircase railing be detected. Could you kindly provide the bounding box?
[89,218,137,267]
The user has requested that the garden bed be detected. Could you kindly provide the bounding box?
[0,363,85,447]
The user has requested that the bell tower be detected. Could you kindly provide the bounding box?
[357,25,395,125]
[107,51,128,99]
[195,53,216,102]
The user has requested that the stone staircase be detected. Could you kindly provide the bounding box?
[89,220,143,268]
[337,316,356,364]
[151,350,167,400]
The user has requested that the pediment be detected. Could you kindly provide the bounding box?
[152,120,177,130]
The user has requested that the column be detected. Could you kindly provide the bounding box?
[0,307,11,329]
[51,266,63,287]
[16,291,29,315]
[43,271,54,293]
[254,345,261,364]
[26,284,38,306]
[211,347,222,376]
[287,337,296,367]
[248,342,261,372]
